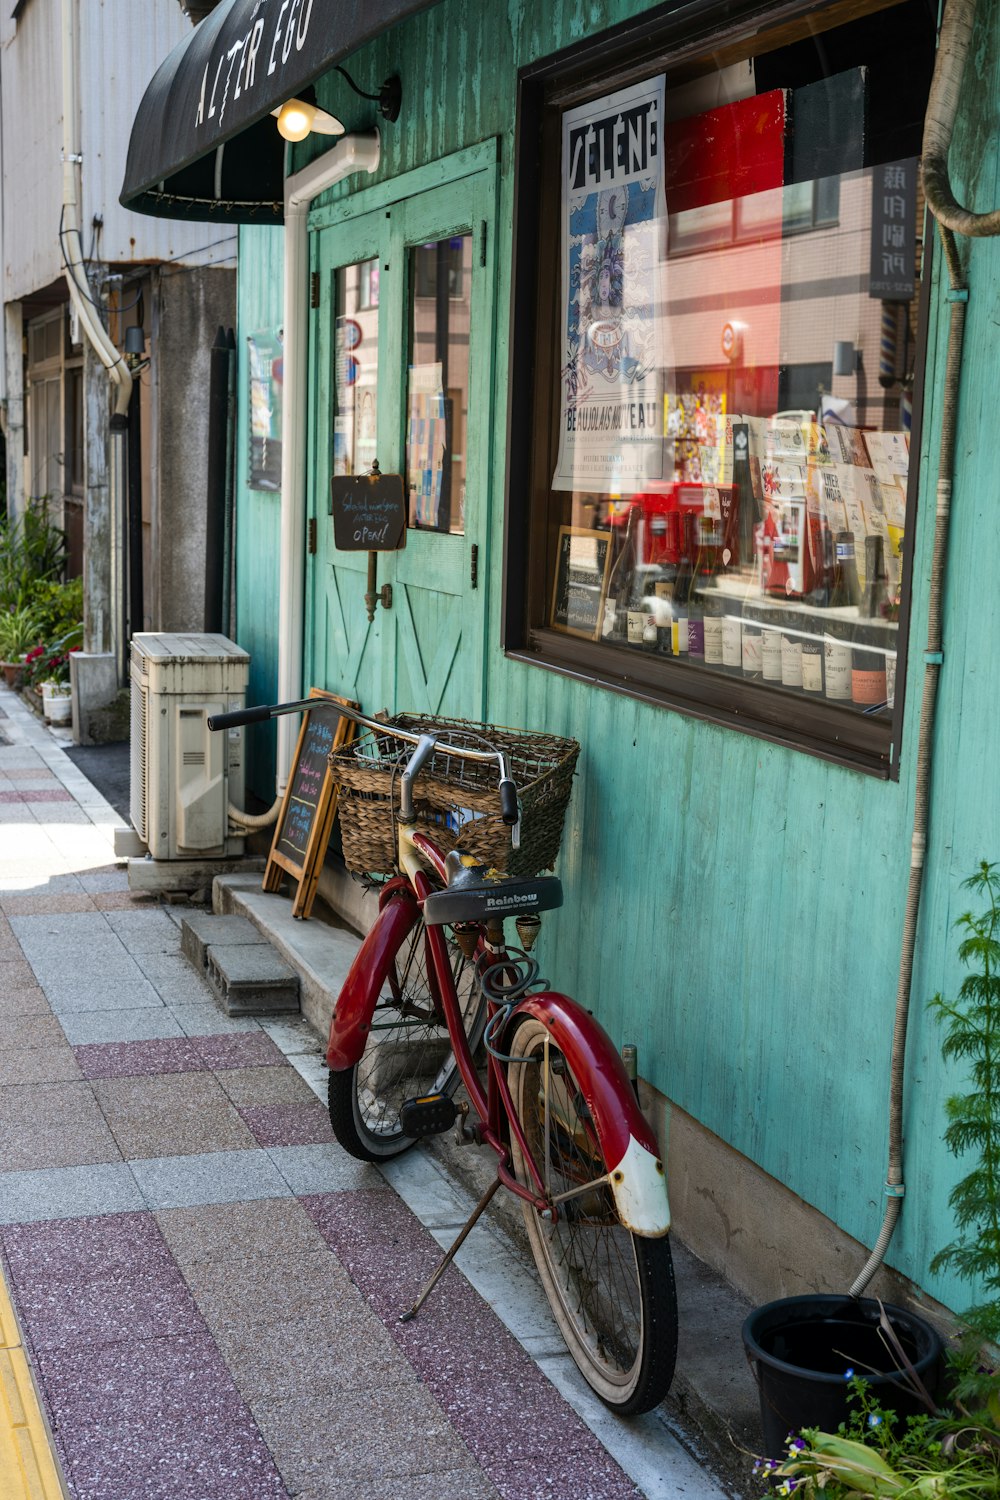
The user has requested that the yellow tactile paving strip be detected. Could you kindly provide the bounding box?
[0,1272,66,1499]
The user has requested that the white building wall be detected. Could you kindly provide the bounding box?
[1,0,235,305]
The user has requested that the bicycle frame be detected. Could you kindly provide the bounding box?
[326,821,671,1238]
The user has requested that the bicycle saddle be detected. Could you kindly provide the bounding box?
[422,850,563,926]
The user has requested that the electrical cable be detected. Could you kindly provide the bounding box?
[850,0,997,1297]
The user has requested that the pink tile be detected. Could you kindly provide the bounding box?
[236,1102,334,1148]
[73,1037,204,1079]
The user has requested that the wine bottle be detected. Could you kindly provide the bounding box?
[721,602,743,674]
[732,422,759,568]
[703,593,724,667]
[761,625,782,683]
[861,535,890,620]
[672,514,695,656]
[823,631,853,702]
[829,531,862,609]
[780,632,803,690]
[601,506,639,642]
[801,637,824,694]
[741,617,763,679]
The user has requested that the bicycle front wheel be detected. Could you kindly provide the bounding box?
[508,1017,678,1414]
[328,914,484,1162]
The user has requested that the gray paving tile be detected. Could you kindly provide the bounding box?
[129,1148,293,1210]
[0,1119,124,1173]
[294,1472,502,1500]
[44,975,166,1013]
[156,1197,329,1270]
[181,1247,356,1331]
[168,1001,261,1036]
[249,1383,470,1490]
[214,1065,317,1107]
[0,1161,144,1224]
[267,1143,384,1195]
[8,911,117,954]
[212,1307,402,1402]
[0,1043,82,1085]
[77,870,129,894]
[258,1016,325,1056]
[58,1007,186,1045]
[136,952,217,1005]
[104,908,183,953]
[0,1013,64,1049]
[93,1073,257,1159]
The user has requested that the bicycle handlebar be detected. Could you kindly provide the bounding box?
[207,698,521,828]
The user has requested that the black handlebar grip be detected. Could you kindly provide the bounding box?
[499,777,519,826]
[207,705,272,731]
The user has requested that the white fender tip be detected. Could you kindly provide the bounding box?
[610,1134,671,1236]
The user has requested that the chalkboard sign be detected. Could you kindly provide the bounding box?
[331,473,407,552]
[550,526,612,640]
[263,690,357,919]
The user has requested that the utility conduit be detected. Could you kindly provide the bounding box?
[275,132,380,795]
[851,0,996,1296]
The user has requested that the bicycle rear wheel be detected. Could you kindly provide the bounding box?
[508,1017,678,1414]
[328,914,484,1162]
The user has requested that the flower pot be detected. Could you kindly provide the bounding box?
[1,661,24,689]
[742,1294,943,1458]
[46,691,72,725]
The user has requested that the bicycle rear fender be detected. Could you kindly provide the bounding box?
[326,886,421,1071]
[511,993,671,1237]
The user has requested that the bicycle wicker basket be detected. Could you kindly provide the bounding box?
[328,713,579,880]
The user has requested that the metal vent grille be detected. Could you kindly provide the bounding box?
[129,677,148,841]
[182,751,205,766]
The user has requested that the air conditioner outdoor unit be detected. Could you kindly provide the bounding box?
[128,633,250,861]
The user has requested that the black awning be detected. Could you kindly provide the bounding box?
[121,0,438,224]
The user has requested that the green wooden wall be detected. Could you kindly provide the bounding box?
[234,0,1000,1312]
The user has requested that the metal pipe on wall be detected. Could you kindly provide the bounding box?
[276,131,380,791]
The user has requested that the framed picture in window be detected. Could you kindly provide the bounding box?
[550,526,612,640]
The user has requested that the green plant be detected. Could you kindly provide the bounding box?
[27,577,83,641]
[930,861,1000,1413]
[0,502,66,612]
[0,604,43,660]
[758,1378,1000,1498]
[757,863,1000,1498]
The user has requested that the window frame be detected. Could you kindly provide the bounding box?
[502,0,932,779]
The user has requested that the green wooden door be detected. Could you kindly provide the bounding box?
[306,151,498,720]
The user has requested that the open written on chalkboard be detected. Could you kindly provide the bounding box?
[330,473,407,552]
[263,690,357,919]
[550,526,612,640]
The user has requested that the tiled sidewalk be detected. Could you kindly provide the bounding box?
[0,685,724,1500]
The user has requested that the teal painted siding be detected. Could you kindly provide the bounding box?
[232,0,1000,1314]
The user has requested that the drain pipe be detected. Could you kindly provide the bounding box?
[61,0,132,680]
[276,132,380,791]
[227,130,381,832]
[851,0,999,1297]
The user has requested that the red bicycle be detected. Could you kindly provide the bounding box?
[212,701,678,1414]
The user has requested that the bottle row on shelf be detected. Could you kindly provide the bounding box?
[596,502,897,711]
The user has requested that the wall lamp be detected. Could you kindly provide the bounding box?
[272,98,345,143]
[334,65,402,124]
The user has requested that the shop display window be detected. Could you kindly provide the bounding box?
[509,0,937,774]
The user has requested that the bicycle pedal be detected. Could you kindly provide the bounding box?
[399,1093,458,1138]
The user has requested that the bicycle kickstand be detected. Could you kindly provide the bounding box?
[399,1177,502,1323]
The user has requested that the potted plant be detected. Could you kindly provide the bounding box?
[754,861,1000,1496]
[0,605,41,687]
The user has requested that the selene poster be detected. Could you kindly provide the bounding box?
[553,76,667,494]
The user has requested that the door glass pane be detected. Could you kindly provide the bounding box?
[406,235,472,534]
[333,262,379,477]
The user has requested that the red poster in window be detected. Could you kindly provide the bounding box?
[662,90,786,214]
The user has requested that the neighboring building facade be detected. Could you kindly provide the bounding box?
[0,0,236,740]
[123,0,1000,1326]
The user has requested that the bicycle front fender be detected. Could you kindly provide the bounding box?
[510,993,671,1237]
[326,888,421,1071]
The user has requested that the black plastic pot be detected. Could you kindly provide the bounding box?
[742,1294,943,1458]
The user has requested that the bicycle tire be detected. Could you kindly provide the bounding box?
[328,910,484,1162]
[507,1016,678,1414]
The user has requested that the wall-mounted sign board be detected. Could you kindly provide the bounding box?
[330,473,407,551]
[549,526,612,640]
[263,689,357,919]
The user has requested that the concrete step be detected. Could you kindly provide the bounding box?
[204,942,301,1016]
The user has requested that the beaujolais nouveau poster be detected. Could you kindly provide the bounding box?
[553,76,667,494]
